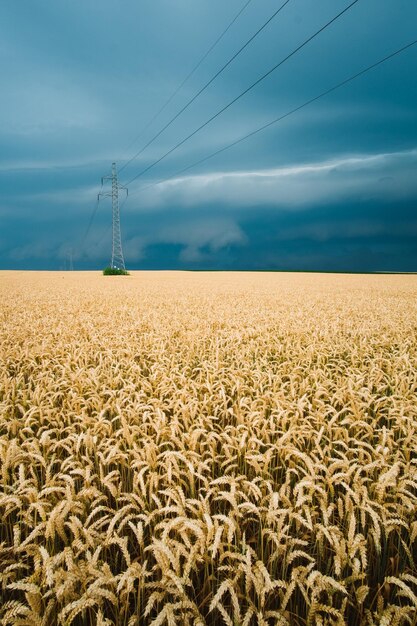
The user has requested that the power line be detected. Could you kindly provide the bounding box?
[130,38,417,196]
[80,181,128,255]
[95,222,113,251]
[124,0,360,186]
[119,0,254,168]
[80,175,129,265]
[92,194,128,255]
[80,193,100,253]
[119,0,292,175]
[82,2,254,253]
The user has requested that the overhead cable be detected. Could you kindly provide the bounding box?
[119,0,292,174]
[124,0,361,186]
[119,0,254,171]
[130,38,417,196]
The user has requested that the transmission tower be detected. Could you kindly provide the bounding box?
[99,162,128,270]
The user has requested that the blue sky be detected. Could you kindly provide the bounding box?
[1,0,416,271]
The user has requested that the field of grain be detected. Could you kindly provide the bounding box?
[1,270,417,626]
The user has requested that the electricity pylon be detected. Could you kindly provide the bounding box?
[99,162,128,270]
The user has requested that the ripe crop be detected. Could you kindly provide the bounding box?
[1,271,416,625]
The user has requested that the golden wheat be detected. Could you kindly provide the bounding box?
[1,270,417,626]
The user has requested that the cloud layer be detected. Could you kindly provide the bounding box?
[0,0,416,270]
[136,148,417,210]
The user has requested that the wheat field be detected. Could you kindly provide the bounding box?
[1,270,416,626]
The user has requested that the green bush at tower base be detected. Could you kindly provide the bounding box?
[102,267,130,275]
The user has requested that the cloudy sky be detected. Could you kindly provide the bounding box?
[1,0,416,271]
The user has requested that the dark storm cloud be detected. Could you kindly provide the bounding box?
[0,0,416,270]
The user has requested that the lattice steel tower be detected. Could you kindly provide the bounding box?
[100,162,128,270]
